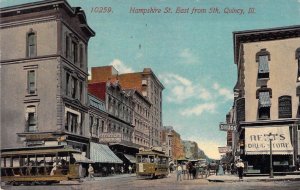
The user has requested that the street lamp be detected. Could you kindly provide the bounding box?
[265,132,277,178]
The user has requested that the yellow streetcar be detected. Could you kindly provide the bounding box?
[136,148,169,179]
[1,145,83,186]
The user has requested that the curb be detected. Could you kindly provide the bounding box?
[207,177,300,183]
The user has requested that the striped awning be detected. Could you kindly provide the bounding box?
[259,91,271,108]
[72,153,94,163]
[124,154,136,163]
[258,56,269,73]
[90,142,123,164]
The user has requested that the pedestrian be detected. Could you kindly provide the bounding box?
[102,166,107,177]
[169,164,173,173]
[111,166,115,175]
[176,164,183,181]
[296,157,300,171]
[88,164,94,180]
[236,159,244,180]
[128,165,132,174]
[50,162,57,176]
[121,166,124,174]
[192,164,197,179]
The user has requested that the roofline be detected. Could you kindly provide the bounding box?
[233,25,300,64]
[0,0,95,36]
[88,93,105,104]
[124,89,152,106]
[142,69,165,90]
[0,0,64,12]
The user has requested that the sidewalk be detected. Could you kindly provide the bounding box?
[83,173,136,181]
[207,174,300,182]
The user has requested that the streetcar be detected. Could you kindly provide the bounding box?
[136,148,169,179]
[1,145,83,185]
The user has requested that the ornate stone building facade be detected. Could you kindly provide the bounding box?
[88,81,134,147]
[0,0,95,154]
[125,89,151,148]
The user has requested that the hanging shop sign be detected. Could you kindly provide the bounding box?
[219,123,237,131]
[218,146,232,153]
[245,126,293,155]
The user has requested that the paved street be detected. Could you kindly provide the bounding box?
[2,173,300,190]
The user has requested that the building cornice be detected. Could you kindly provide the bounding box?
[239,118,300,127]
[233,25,300,64]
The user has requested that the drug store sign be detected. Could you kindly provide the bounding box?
[245,126,293,155]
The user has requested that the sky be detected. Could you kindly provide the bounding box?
[1,0,300,159]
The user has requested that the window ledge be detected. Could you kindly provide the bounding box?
[257,78,270,81]
[25,94,38,97]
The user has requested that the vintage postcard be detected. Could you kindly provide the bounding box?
[0,0,300,189]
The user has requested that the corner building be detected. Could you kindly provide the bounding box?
[0,0,95,154]
[232,25,300,173]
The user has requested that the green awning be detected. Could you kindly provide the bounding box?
[90,142,123,164]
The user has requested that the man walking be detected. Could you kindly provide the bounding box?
[236,159,244,180]
[88,164,95,180]
[176,164,183,181]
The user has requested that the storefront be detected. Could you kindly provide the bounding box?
[89,142,123,176]
[243,125,294,173]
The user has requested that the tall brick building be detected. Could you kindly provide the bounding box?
[90,66,164,147]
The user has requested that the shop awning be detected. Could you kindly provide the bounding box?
[259,92,271,108]
[124,154,136,163]
[72,153,94,163]
[90,142,123,164]
[245,126,293,155]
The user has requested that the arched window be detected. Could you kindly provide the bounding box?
[278,96,292,118]
[27,30,36,57]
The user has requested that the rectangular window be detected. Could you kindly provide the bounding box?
[66,73,70,96]
[27,70,36,94]
[79,44,84,68]
[258,55,269,79]
[65,112,78,133]
[27,32,36,57]
[26,106,37,132]
[298,58,300,81]
[79,81,83,102]
[258,92,271,120]
[101,120,104,132]
[90,116,93,136]
[71,41,78,63]
[96,118,99,137]
[278,96,292,118]
[71,77,77,99]
[66,35,70,58]
[28,112,37,132]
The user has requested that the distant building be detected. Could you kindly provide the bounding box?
[182,140,199,160]
[0,0,95,155]
[90,66,164,147]
[232,25,300,173]
[161,126,184,160]
[161,126,173,159]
